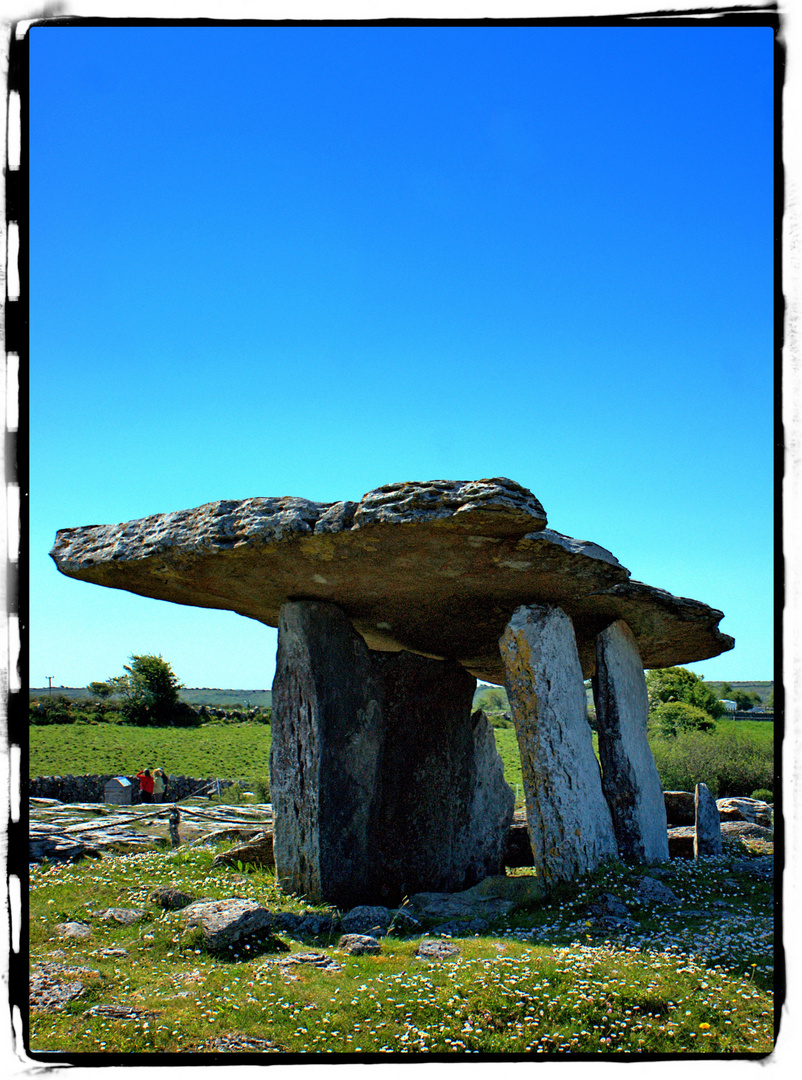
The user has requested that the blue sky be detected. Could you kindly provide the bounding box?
[28,22,775,690]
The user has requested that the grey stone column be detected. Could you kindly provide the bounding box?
[272,600,514,908]
[373,651,513,900]
[271,600,385,909]
[500,604,618,889]
[592,620,669,863]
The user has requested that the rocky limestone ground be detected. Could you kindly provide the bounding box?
[29,799,774,1049]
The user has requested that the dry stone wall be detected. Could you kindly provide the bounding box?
[28,775,236,804]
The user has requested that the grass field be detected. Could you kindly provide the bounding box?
[28,838,775,1057]
[28,716,774,804]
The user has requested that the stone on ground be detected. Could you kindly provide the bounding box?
[695,782,723,858]
[180,898,287,955]
[338,934,381,955]
[340,906,392,938]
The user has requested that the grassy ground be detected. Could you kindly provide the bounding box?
[28,837,775,1058]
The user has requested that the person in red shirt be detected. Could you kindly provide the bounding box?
[136,768,155,803]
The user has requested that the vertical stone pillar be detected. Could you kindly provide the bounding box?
[271,601,385,909]
[374,652,513,900]
[500,604,618,889]
[592,620,669,863]
[694,782,722,858]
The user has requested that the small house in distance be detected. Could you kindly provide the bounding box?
[104,777,133,805]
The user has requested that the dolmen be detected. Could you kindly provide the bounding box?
[51,477,733,906]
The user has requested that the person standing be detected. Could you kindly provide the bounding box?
[136,768,154,803]
[152,768,166,804]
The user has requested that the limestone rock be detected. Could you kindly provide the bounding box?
[635,876,681,905]
[593,620,669,862]
[664,791,696,826]
[54,922,92,940]
[504,822,535,868]
[667,827,696,858]
[180,898,288,955]
[716,798,773,828]
[270,601,385,908]
[212,831,275,869]
[50,478,733,683]
[149,887,196,911]
[501,604,619,887]
[405,875,542,921]
[373,653,513,899]
[415,940,461,959]
[340,906,391,938]
[695,782,723,858]
[338,934,381,955]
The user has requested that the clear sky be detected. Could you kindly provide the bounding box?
[27,21,775,690]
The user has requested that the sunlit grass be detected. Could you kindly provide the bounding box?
[29,843,774,1057]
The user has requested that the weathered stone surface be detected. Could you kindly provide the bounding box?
[340,906,391,938]
[636,876,681,905]
[667,827,696,859]
[270,601,385,909]
[50,478,733,682]
[338,934,381,955]
[504,822,535,868]
[54,922,93,941]
[405,875,543,921]
[374,654,513,899]
[716,797,773,828]
[213,831,275,869]
[664,791,696,826]
[695,783,723,858]
[272,601,513,906]
[149,887,196,911]
[593,620,669,863]
[415,940,461,959]
[500,604,619,888]
[181,899,287,955]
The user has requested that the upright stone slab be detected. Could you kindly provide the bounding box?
[500,604,618,889]
[694,782,723,858]
[271,601,385,908]
[592,620,669,863]
[374,652,514,900]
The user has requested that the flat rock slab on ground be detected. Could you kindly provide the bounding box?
[338,934,381,955]
[51,477,733,682]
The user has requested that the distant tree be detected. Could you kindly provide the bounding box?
[98,654,193,726]
[88,681,112,700]
[731,689,761,711]
[645,667,726,721]
[649,701,718,739]
[718,682,734,699]
[766,689,774,710]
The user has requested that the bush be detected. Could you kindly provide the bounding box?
[649,728,774,798]
[751,788,773,803]
[649,701,717,738]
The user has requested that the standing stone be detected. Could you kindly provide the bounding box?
[500,604,618,889]
[592,620,669,863]
[374,652,513,900]
[694,782,722,857]
[271,601,385,909]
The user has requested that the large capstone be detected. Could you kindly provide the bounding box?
[592,620,669,863]
[271,600,514,907]
[50,478,734,682]
[500,603,618,888]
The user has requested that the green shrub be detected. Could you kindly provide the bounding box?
[751,788,773,803]
[649,728,773,797]
[649,700,717,738]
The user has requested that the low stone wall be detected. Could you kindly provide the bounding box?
[28,774,236,804]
